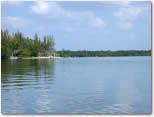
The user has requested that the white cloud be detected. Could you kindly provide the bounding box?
[114,7,142,21]
[100,1,131,7]
[2,16,26,29]
[114,5,143,29]
[31,1,49,15]
[31,1,106,29]
[116,1,131,7]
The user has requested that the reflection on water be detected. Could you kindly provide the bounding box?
[2,59,55,90]
[1,57,151,114]
[2,59,56,114]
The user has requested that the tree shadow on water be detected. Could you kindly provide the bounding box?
[1,59,56,89]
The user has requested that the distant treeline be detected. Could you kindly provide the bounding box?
[1,30,151,59]
[56,50,151,57]
[1,30,55,59]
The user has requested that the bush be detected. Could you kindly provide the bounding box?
[31,51,39,57]
[18,49,31,57]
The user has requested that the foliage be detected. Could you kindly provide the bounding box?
[56,50,151,57]
[1,30,151,59]
[1,30,55,59]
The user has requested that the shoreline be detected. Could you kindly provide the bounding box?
[9,56,151,60]
[10,56,61,59]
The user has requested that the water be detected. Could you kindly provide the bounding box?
[1,56,151,114]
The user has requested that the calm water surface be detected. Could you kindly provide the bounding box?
[1,57,151,114]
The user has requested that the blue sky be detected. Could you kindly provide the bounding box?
[2,1,151,50]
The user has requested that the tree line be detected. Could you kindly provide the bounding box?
[1,30,151,59]
[56,50,151,57]
[1,30,55,59]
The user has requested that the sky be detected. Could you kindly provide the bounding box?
[1,1,151,51]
